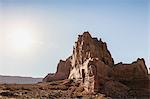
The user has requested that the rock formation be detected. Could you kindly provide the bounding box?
[44,32,149,98]
[43,57,72,82]
[112,58,149,81]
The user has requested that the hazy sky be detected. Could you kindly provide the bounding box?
[0,0,149,77]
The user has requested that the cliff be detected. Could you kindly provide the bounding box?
[43,32,149,98]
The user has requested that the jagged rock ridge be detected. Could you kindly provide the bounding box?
[43,32,149,98]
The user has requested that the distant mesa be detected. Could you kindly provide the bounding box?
[43,32,149,98]
[0,75,42,84]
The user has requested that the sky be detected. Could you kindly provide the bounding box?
[0,0,149,77]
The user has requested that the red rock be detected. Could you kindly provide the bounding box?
[44,31,149,98]
[112,58,149,81]
[69,32,114,92]
[43,73,55,82]
[102,80,129,98]
[43,57,71,82]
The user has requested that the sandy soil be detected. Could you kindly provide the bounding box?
[0,79,108,99]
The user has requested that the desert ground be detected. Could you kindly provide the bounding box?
[0,79,150,99]
[0,79,110,99]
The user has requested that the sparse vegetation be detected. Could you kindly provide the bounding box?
[0,80,110,99]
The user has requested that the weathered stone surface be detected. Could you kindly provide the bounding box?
[44,31,149,98]
[112,58,149,81]
[71,32,114,68]
[43,73,55,82]
[102,80,129,98]
[69,32,114,92]
[43,57,71,82]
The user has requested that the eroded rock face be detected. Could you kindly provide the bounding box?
[112,58,149,81]
[69,32,114,92]
[44,31,149,98]
[43,73,55,82]
[71,32,114,68]
[43,57,71,82]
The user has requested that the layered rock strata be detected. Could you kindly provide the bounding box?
[44,32,149,98]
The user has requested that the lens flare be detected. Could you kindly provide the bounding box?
[8,28,34,51]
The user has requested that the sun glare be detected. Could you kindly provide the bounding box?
[8,28,34,51]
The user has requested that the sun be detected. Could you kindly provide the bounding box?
[8,28,34,51]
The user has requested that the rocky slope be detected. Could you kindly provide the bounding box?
[0,79,110,99]
[44,32,150,98]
